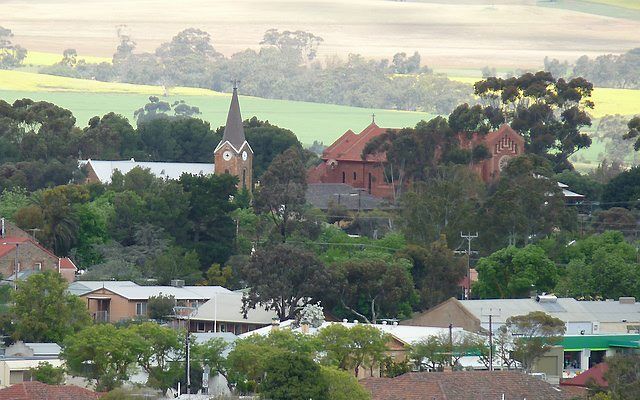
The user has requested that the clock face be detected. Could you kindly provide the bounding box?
[242,151,248,161]
[498,155,511,171]
[223,151,232,161]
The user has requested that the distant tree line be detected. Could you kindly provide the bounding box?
[543,48,640,89]
[35,27,472,114]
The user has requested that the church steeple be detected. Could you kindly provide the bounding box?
[221,83,246,151]
[214,83,253,193]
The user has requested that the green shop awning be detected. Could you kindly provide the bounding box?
[560,334,640,351]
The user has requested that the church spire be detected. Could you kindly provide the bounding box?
[222,82,246,150]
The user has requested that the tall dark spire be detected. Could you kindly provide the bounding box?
[222,83,246,150]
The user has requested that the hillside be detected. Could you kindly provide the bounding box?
[3,0,640,69]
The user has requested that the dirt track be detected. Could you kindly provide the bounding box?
[2,0,640,68]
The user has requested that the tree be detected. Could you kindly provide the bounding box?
[143,247,202,285]
[226,330,319,392]
[318,324,389,377]
[409,336,450,371]
[260,29,324,63]
[260,352,328,400]
[473,245,558,299]
[624,116,640,150]
[147,294,176,321]
[254,146,307,242]
[239,244,329,320]
[320,366,371,400]
[400,164,484,246]
[128,322,183,392]
[602,165,640,209]
[605,354,640,400]
[191,337,228,379]
[79,112,141,160]
[595,115,637,165]
[398,241,466,309]
[480,154,575,250]
[12,270,90,342]
[330,258,415,323]
[63,324,144,391]
[0,187,30,219]
[504,311,566,372]
[474,71,593,171]
[28,362,65,385]
[0,26,27,69]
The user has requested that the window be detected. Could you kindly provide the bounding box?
[368,173,372,193]
[35,262,42,271]
[353,172,357,180]
[242,168,247,189]
[219,323,227,332]
[9,370,24,384]
[197,322,206,332]
[342,172,345,183]
[136,302,147,316]
[564,351,581,370]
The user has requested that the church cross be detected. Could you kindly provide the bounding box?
[371,113,376,123]
[231,79,241,90]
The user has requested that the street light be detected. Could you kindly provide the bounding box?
[2,242,20,290]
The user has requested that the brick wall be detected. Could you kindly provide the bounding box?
[0,242,58,279]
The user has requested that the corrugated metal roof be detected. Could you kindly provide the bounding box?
[24,343,61,356]
[189,292,277,325]
[79,159,214,183]
[459,298,596,325]
[578,300,640,323]
[70,281,231,300]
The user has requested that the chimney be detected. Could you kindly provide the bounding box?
[619,297,636,305]
[271,317,280,331]
[301,320,310,334]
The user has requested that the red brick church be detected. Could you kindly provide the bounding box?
[307,121,524,200]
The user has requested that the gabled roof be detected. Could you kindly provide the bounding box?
[0,236,31,257]
[322,123,395,162]
[70,281,231,301]
[216,86,247,152]
[361,371,575,400]
[482,123,525,145]
[0,382,103,400]
[79,159,214,183]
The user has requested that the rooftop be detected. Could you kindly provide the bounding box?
[322,122,396,162]
[79,159,214,183]
[0,382,103,400]
[305,183,390,210]
[361,371,576,400]
[187,292,278,325]
[69,281,231,300]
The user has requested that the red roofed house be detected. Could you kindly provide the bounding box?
[308,122,397,199]
[0,381,103,400]
[0,218,77,283]
[561,362,609,389]
[308,122,525,201]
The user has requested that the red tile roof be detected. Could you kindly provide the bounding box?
[322,123,396,162]
[361,371,577,400]
[0,237,30,257]
[0,382,103,400]
[59,257,78,270]
[561,363,609,388]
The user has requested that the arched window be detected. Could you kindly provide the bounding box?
[368,173,372,193]
[224,169,229,174]
[353,172,357,181]
[342,172,346,183]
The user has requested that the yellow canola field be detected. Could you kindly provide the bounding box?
[24,51,112,66]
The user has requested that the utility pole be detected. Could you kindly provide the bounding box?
[455,232,478,299]
[481,307,501,372]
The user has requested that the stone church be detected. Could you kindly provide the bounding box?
[307,121,525,200]
[79,86,253,192]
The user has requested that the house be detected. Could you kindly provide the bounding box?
[178,292,278,335]
[69,280,230,323]
[0,342,63,388]
[360,370,578,400]
[307,122,525,200]
[0,218,77,283]
[561,362,608,389]
[0,381,103,400]
[79,86,252,192]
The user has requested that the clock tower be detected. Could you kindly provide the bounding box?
[214,84,253,192]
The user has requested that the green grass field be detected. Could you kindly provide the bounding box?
[0,71,432,146]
